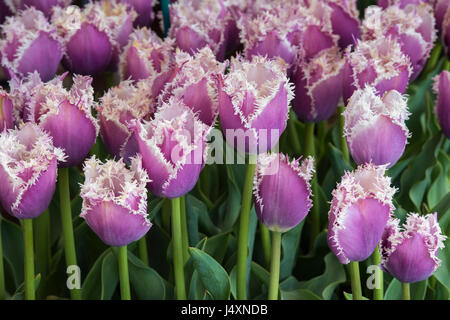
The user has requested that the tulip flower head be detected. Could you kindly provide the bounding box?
[344,87,410,167]
[433,70,450,139]
[14,0,71,18]
[0,89,15,131]
[0,123,66,219]
[380,213,447,283]
[0,7,63,82]
[130,97,209,199]
[98,79,155,161]
[442,8,450,58]
[123,0,155,27]
[160,47,225,126]
[343,37,412,104]
[362,3,436,80]
[378,0,431,9]
[217,55,293,154]
[292,47,346,123]
[80,156,151,247]
[434,0,450,32]
[254,153,314,232]
[27,74,99,167]
[328,163,396,264]
[325,0,361,49]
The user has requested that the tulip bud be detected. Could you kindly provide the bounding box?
[28,74,99,167]
[169,0,235,61]
[0,89,15,131]
[0,123,66,219]
[326,0,361,49]
[362,3,436,81]
[433,70,450,139]
[98,80,155,161]
[0,7,63,82]
[52,2,137,75]
[343,37,411,104]
[380,213,447,283]
[130,97,209,198]
[328,163,396,264]
[80,156,151,247]
[344,87,410,167]
[292,47,345,123]
[217,55,293,154]
[14,0,71,18]
[254,153,314,232]
[119,27,174,86]
[160,47,225,126]
[123,0,155,27]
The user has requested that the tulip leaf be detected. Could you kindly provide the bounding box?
[433,239,450,291]
[10,274,41,300]
[0,218,24,287]
[82,248,111,299]
[280,221,304,280]
[100,250,119,300]
[189,247,231,300]
[384,278,428,300]
[328,143,352,178]
[281,288,322,300]
[343,291,369,300]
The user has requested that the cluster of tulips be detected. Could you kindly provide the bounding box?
[0,0,448,301]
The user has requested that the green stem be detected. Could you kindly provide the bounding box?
[172,197,186,300]
[23,219,35,300]
[402,282,410,300]
[236,154,257,300]
[180,196,189,264]
[338,106,350,163]
[260,222,271,269]
[288,112,301,155]
[0,220,5,300]
[138,237,149,266]
[162,199,171,234]
[161,0,171,37]
[372,246,383,300]
[349,261,362,300]
[304,122,315,158]
[58,168,81,300]
[268,231,282,300]
[34,210,50,278]
[117,246,131,300]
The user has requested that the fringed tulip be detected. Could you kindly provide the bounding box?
[435,0,450,32]
[27,74,99,167]
[14,0,71,18]
[442,9,450,58]
[130,97,209,198]
[433,70,450,139]
[0,123,66,219]
[362,3,436,81]
[292,47,345,123]
[343,37,411,104]
[80,156,151,247]
[0,7,63,82]
[380,213,446,283]
[328,163,396,264]
[98,80,155,160]
[326,0,361,49]
[52,2,137,75]
[0,89,15,131]
[217,56,293,154]
[254,153,314,232]
[119,27,174,87]
[344,87,410,167]
[160,47,225,126]
[378,0,431,9]
[123,0,155,27]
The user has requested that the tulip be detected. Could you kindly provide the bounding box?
[435,0,450,32]
[378,0,431,9]
[123,0,155,27]
[326,0,361,49]
[119,27,175,93]
[433,70,450,139]
[217,55,293,154]
[98,79,156,160]
[0,7,63,82]
[362,3,437,81]
[160,47,225,126]
[343,87,410,168]
[442,9,450,58]
[52,2,137,75]
[27,73,99,168]
[380,213,446,284]
[343,37,411,104]
[14,0,71,18]
[0,89,15,131]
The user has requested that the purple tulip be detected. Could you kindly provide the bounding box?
[217,56,293,154]
[27,74,99,167]
[98,80,156,160]
[0,123,66,219]
[160,47,225,126]
[254,153,314,232]
[434,0,450,32]
[0,7,63,82]
[343,37,411,104]
[380,213,446,283]
[292,47,345,123]
[344,87,410,168]
[0,89,15,131]
[130,97,209,199]
[123,0,155,27]
[14,0,71,18]
[119,27,175,90]
[433,70,450,139]
[378,0,431,9]
[442,9,450,58]
[52,2,136,75]
[80,156,151,247]
[328,163,396,264]
[362,3,436,81]
[326,0,361,49]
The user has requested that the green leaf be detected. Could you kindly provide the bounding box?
[82,248,111,299]
[1,218,24,287]
[100,251,119,300]
[343,292,369,300]
[189,247,231,300]
[281,288,322,300]
[434,239,450,291]
[328,143,352,178]
[384,278,428,300]
[11,274,41,300]
[280,221,304,280]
